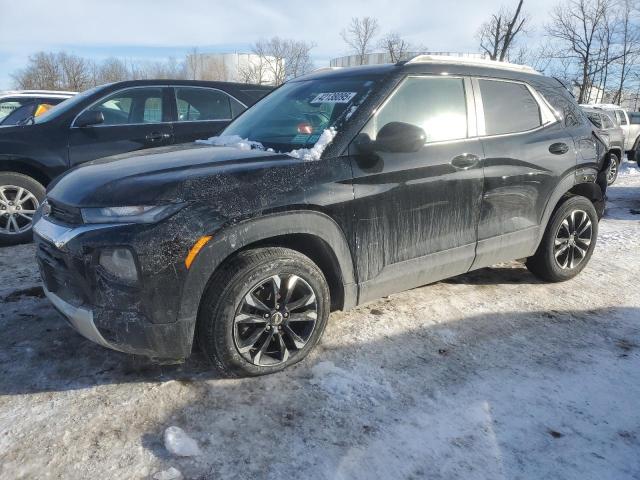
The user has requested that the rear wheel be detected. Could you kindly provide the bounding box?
[197,247,330,377]
[606,152,620,185]
[0,173,45,245]
[526,196,598,282]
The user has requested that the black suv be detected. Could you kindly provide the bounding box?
[34,57,608,376]
[0,80,272,244]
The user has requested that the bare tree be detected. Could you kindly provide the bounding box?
[247,37,315,85]
[11,52,61,90]
[545,0,620,104]
[378,32,424,62]
[97,58,130,84]
[477,0,528,61]
[341,17,380,65]
[612,0,640,103]
[185,47,202,80]
[58,53,93,91]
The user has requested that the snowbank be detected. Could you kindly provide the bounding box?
[163,426,201,457]
[619,160,640,177]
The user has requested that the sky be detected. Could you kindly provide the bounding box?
[0,0,558,90]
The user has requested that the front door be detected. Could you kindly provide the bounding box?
[350,75,484,303]
[68,86,173,166]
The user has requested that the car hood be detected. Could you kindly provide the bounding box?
[47,143,290,206]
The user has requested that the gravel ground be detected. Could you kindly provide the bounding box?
[1,162,639,480]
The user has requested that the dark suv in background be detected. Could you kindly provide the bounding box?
[34,56,608,376]
[0,80,272,244]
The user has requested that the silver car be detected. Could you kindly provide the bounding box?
[582,106,625,184]
[591,103,640,154]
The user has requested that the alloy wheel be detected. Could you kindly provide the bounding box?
[553,209,593,270]
[607,158,619,184]
[233,274,318,367]
[0,185,39,235]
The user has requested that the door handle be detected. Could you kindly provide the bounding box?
[145,132,171,142]
[451,153,480,169]
[549,142,569,155]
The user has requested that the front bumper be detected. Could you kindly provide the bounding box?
[44,286,116,350]
[34,214,196,359]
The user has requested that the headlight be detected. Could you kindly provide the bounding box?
[81,203,185,224]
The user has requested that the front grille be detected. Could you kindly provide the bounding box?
[48,199,83,225]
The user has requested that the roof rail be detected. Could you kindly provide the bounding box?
[312,66,343,74]
[405,55,539,75]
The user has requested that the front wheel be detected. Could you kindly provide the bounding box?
[197,247,330,377]
[526,196,598,282]
[0,172,45,246]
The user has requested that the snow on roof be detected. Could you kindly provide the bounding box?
[406,55,539,75]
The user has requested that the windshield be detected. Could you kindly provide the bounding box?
[221,75,382,152]
[34,85,104,124]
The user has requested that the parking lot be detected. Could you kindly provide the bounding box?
[0,162,639,479]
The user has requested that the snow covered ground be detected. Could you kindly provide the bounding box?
[1,162,639,479]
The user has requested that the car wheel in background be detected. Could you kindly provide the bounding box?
[606,152,620,185]
[0,172,45,246]
[197,247,330,377]
[526,196,599,282]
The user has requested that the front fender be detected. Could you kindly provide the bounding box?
[176,210,357,327]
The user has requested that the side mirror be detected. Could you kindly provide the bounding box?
[74,110,104,128]
[373,122,426,153]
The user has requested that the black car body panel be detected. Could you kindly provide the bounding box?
[34,61,607,359]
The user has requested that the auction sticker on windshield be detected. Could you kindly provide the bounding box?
[311,92,357,104]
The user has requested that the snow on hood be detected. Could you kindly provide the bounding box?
[195,135,266,151]
[286,128,337,161]
[195,128,337,162]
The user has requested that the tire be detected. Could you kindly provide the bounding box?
[197,247,330,377]
[606,152,620,185]
[526,196,598,282]
[0,172,45,246]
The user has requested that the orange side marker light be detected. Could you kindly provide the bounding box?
[185,236,212,269]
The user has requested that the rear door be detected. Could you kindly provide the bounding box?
[68,86,173,166]
[472,77,577,268]
[170,86,246,144]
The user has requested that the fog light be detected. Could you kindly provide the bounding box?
[99,248,138,282]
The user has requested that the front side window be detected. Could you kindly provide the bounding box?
[175,88,232,121]
[479,79,541,135]
[82,87,164,126]
[369,76,468,143]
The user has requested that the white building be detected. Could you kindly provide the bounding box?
[186,52,282,85]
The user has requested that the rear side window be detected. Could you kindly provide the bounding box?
[629,112,640,124]
[479,79,541,135]
[371,76,468,143]
[175,87,232,121]
[241,89,271,102]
